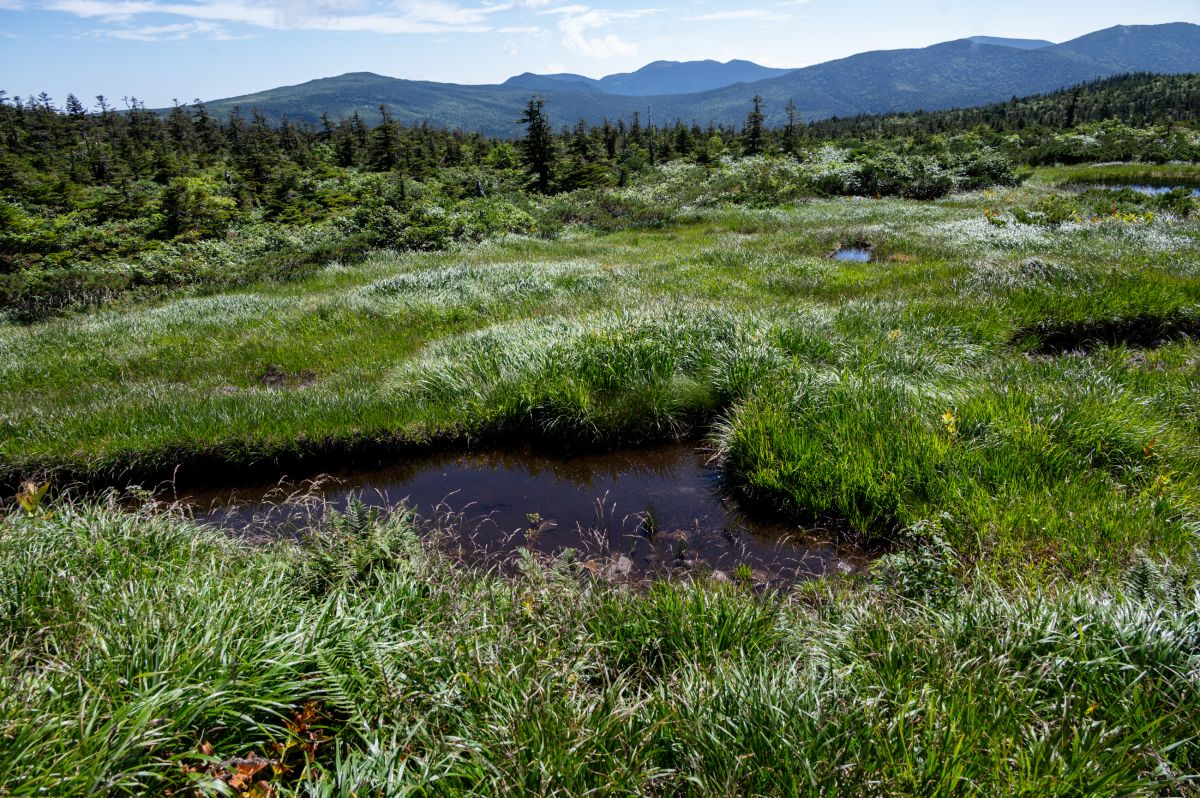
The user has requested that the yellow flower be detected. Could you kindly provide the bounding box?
[942,410,958,436]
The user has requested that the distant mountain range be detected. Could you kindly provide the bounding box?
[194,22,1200,136]
[502,59,795,96]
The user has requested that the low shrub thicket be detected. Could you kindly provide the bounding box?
[2,148,1019,319]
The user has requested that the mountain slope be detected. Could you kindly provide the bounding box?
[595,59,794,95]
[666,24,1200,125]
[501,59,795,96]
[204,72,656,136]
[502,72,603,92]
[966,36,1053,49]
[1054,22,1200,72]
[193,22,1200,135]
[804,73,1200,137]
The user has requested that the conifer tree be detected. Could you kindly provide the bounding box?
[369,104,401,171]
[744,95,765,156]
[64,94,85,118]
[518,95,555,193]
[782,99,801,156]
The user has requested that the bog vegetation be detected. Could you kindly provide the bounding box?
[2,75,1200,796]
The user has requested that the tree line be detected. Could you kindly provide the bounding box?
[805,73,1200,139]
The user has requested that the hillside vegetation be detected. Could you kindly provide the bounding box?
[8,79,1200,319]
[808,72,1200,138]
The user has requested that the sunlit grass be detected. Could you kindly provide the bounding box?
[4,163,1200,795]
[1040,161,1200,187]
[3,176,1200,579]
[0,502,1196,796]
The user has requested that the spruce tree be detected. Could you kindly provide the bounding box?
[369,105,401,171]
[744,95,765,156]
[782,99,801,156]
[518,95,555,193]
[64,94,85,118]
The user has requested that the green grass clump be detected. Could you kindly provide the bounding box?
[1041,162,1200,188]
[718,350,1199,580]
[1,502,1197,796]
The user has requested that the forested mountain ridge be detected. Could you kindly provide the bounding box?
[503,60,795,96]
[677,23,1200,127]
[806,73,1200,139]
[180,23,1200,135]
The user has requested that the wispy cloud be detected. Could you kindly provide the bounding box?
[12,0,654,52]
[540,4,654,58]
[88,18,249,39]
[39,0,519,37]
[45,1,278,26]
[685,8,791,22]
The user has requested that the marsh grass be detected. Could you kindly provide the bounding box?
[7,139,1200,796]
[0,501,1197,796]
[1041,162,1200,188]
[4,175,1200,578]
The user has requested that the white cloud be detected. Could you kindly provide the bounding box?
[90,18,249,39]
[391,0,499,26]
[540,4,653,58]
[46,1,278,26]
[39,0,515,36]
[314,12,478,33]
[22,0,650,51]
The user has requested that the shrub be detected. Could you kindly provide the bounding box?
[537,188,677,233]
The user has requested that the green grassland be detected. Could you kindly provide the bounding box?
[1041,161,1200,186]
[3,165,1200,795]
[4,172,1200,577]
[2,502,1197,796]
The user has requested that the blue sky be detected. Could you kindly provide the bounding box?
[1,0,1197,107]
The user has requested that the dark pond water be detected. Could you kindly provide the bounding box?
[179,444,867,585]
[832,246,873,263]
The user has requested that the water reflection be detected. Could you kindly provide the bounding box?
[832,247,873,263]
[178,444,869,585]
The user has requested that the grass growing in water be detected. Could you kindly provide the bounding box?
[1,500,1197,796]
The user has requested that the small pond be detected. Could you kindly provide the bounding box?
[179,443,867,585]
[832,246,873,263]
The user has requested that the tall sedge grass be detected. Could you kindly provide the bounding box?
[1,501,1196,796]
